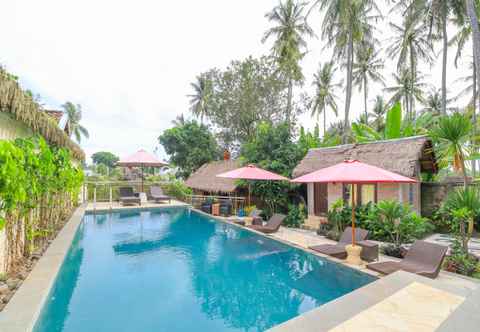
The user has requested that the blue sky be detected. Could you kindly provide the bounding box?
[1,0,471,163]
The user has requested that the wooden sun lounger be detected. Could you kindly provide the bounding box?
[309,227,369,259]
[150,186,172,204]
[367,240,448,279]
[247,213,286,234]
[119,187,141,206]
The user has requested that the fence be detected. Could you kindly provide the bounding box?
[186,194,246,215]
[83,181,170,203]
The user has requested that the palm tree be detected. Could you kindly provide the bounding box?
[430,112,473,188]
[466,1,480,106]
[262,0,314,126]
[188,75,211,123]
[422,88,455,116]
[61,102,89,143]
[311,0,380,143]
[424,0,465,115]
[352,44,385,123]
[310,61,342,135]
[384,69,427,120]
[450,12,480,176]
[387,15,434,119]
[369,95,387,131]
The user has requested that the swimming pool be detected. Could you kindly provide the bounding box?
[34,207,375,332]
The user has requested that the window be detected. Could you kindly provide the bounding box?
[361,184,376,205]
[343,184,377,205]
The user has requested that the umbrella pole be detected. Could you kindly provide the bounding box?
[351,183,356,246]
[141,166,144,192]
[248,182,251,206]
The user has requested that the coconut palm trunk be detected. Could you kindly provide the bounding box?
[467,0,480,103]
[410,46,415,120]
[287,77,293,125]
[442,8,448,115]
[323,105,327,136]
[344,31,354,143]
[473,58,478,176]
[363,76,368,123]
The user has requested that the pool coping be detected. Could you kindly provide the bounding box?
[0,205,86,332]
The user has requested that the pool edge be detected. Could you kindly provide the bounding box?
[0,205,86,332]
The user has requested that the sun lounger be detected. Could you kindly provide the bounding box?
[247,213,286,234]
[309,227,369,259]
[119,187,141,206]
[150,186,171,204]
[367,240,448,279]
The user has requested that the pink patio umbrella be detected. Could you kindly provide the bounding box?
[216,164,288,206]
[292,160,417,248]
[117,149,169,192]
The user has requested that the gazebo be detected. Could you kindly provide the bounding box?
[117,149,168,192]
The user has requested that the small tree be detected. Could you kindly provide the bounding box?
[92,151,119,169]
[240,122,304,215]
[444,188,480,252]
[159,120,220,179]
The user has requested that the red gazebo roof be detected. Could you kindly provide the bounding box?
[117,149,168,167]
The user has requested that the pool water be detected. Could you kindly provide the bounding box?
[34,208,375,332]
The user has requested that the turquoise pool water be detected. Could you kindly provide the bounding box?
[34,208,375,332]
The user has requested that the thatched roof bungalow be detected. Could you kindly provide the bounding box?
[0,67,84,160]
[185,160,242,194]
[293,136,437,217]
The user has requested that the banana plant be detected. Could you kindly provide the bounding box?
[352,102,434,143]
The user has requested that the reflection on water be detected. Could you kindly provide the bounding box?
[33,208,376,332]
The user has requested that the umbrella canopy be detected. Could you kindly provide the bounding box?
[216,164,288,181]
[291,160,417,184]
[117,149,168,167]
[291,160,417,255]
[216,164,288,206]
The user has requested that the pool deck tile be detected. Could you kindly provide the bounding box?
[268,271,478,332]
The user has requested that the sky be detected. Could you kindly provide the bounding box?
[0,0,473,163]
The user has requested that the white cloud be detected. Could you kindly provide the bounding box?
[1,0,473,162]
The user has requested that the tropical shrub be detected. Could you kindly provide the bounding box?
[328,200,433,247]
[443,188,480,252]
[444,239,480,277]
[0,137,83,271]
[284,203,306,228]
[162,179,192,201]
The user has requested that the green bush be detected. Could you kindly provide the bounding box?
[444,239,480,277]
[330,200,433,245]
[284,203,306,228]
[162,180,192,201]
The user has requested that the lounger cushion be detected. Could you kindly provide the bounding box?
[310,244,348,259]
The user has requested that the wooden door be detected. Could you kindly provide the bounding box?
[314,183,328,216]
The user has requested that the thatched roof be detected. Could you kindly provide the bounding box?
[0,68,84,160]
[185,160,241,193]
[293,136,437,179]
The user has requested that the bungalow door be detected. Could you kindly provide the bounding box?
[314,183,328,216]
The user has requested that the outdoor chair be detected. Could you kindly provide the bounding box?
[150,186,172,204]
[201,199,214,214]
[367,240,448,279]
[309,227,369,259]
[219,200,233,216]
[247,213,286,234]
[119,187,141,206]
